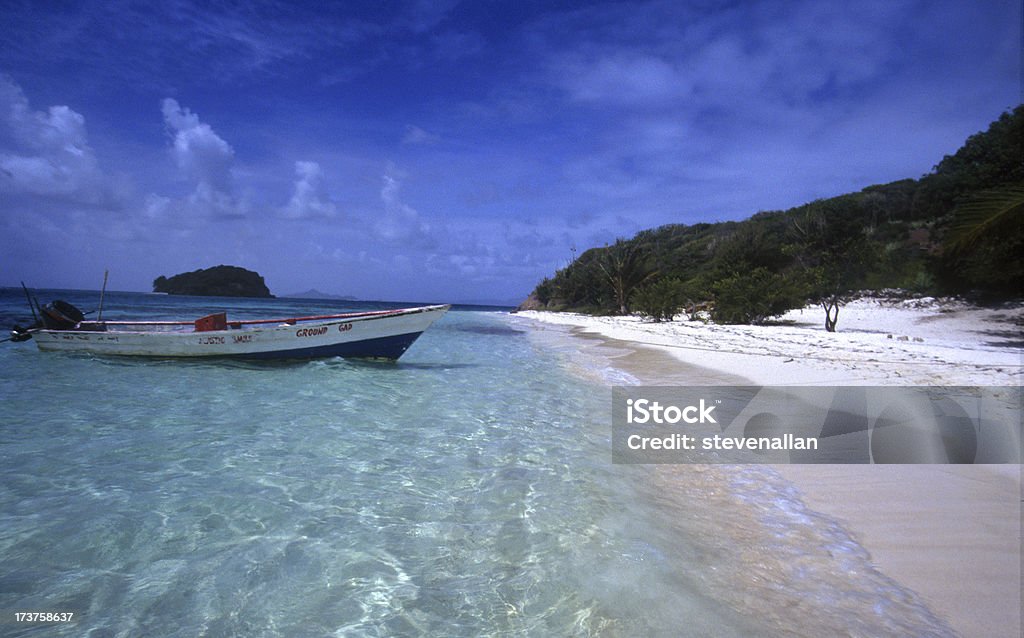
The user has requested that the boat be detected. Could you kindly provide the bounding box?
[10,300,450,360]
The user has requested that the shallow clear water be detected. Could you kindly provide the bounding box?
[0,290,954,636]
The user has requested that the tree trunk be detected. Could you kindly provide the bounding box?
[822,299,839,332]
[616,276,627,315]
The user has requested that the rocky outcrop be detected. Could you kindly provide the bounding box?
[515,292,543,311]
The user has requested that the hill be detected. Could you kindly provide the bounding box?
[524,105,1023,325]
[153,265,273,298]
[283,289,358,301]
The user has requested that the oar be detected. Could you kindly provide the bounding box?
[97,269,108,321]
[21,281,39,323]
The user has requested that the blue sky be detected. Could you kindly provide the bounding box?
[1,1,1019,304]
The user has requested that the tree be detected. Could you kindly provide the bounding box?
[711,268,807,324]
[522,108,1023,311]
[912,106,1024,221]
[632,277,686,322]
[534,277,555,306]
[792,198,876,332]
[597,240,657,314]
[945,184,1024,249]
[938,183,1024,295]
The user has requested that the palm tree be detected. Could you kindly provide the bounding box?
[597,240,657,315]
[945,183,1024,250]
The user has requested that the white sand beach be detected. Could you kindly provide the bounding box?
[516,298,1022,637]
[518,297,1023,387]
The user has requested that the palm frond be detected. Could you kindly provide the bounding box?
[947,183,1024,249]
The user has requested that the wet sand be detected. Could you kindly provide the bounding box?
[779,464,1021,638]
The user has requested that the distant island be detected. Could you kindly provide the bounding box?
[153,265,273,298]
[283,289,359,301]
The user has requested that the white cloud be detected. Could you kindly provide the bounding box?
[187,181,247,220]
[141,192,171,220]
[543,1,903,119]
[282,160,338,219]
[562,54,689,106]
[159,97,245,219]
[401,124,440,145]
[0,76,126,206]
[161,98,234,191]
[375,168,436,248]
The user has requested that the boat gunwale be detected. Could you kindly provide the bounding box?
[66,304,451,332]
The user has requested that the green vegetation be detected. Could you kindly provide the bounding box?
[597,240,658,315]
[526,106,1023,328]
[632,277,688,322]
[153,265,273,298]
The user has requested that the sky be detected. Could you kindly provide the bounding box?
[0,1,1019,304]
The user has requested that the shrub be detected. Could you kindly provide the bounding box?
[632,277,687,322]
[711,268,807,324]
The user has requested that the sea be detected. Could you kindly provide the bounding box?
[0,289,956,637]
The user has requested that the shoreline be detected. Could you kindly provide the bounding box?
[512,300,1022,637]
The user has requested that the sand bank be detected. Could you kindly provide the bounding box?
[514,298,1022,637]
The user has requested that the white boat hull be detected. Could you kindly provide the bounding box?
[32,305,449,360]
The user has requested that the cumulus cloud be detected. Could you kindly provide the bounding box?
[161,98,234,191]
[160,98,244,219]
[0,75,125,206]
[282,160,338,219]
[187,181,247,220]
[375,168,436,248]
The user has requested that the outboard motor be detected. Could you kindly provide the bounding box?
[40,300,85,330]
[9,324,36,341]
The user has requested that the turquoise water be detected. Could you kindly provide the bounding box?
[0,290,954,636]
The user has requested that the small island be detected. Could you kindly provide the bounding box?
[153,265,273,298]
[284,289,359,301]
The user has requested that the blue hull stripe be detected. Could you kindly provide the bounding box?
[238,331,424,360]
